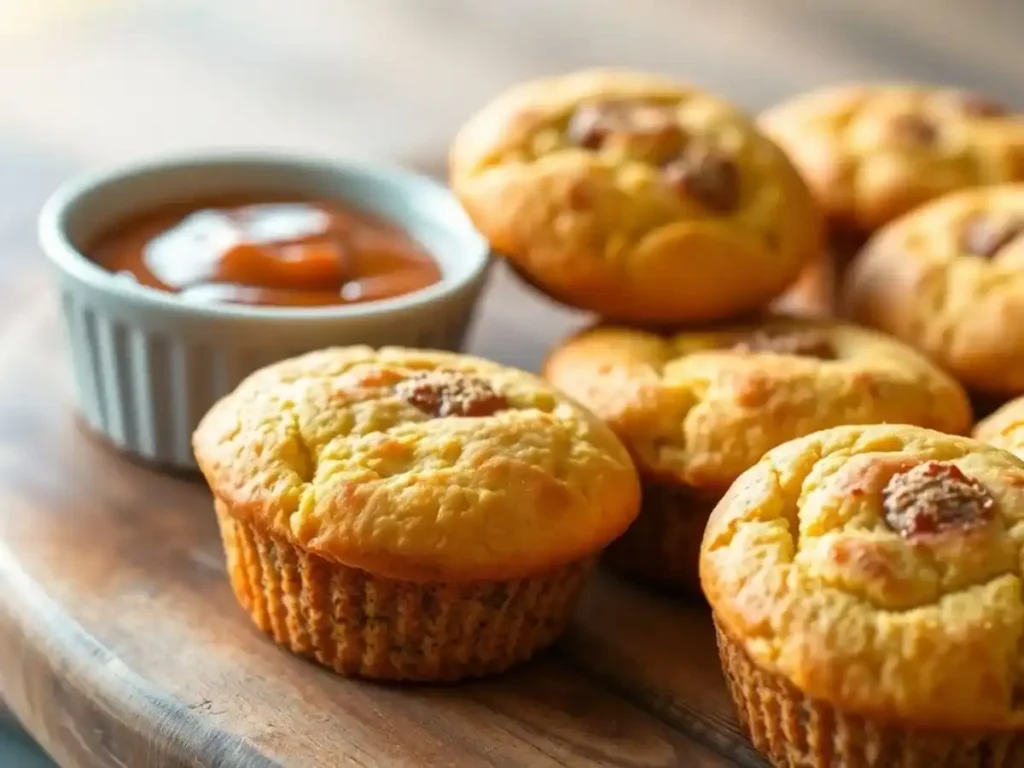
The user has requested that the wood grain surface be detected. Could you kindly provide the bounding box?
[0,1,1022,766]
[0,301,740,768]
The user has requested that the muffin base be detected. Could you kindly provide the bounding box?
[602,482,717,595]
[713,615,1024,768]
[215,505,595,682]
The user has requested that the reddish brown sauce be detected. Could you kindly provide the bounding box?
[89,197,442,308]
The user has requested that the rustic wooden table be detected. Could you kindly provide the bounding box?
[0,2,1021,766]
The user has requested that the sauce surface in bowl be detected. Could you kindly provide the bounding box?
[89,197,443,307]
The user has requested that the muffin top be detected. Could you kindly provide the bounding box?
[759,83,1024,232]
[193,347,639,582]
[974,396,1024,460]
[449,68,820,322]
[542,319,971,492]
[843,184,1024,396]
[701,424,1024,728]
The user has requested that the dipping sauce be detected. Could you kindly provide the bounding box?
[89,198,443,308]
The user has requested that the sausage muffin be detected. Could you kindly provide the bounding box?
[702,424,1024,767]
[193,346,639,681]
[450,68,821,323]
[844,184,1024,403]
[543,319,971,593]
[761,82,1024,313]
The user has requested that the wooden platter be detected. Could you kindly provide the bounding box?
[5,2,1024,765]
[0,254,767,767]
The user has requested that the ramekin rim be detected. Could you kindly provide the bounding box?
[37,149,491,323]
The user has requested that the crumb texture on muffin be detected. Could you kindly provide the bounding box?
[760,82,1024,231]
[449,68,821,322]
[700,424,1024,728]
[844,184,1024,395]
[542,319,972,491]
[193,346,639,582]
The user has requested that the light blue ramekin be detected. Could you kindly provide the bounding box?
[38,152,493,470]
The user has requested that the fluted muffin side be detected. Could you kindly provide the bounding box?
[217,505,595,681]
[714,619,1024,768]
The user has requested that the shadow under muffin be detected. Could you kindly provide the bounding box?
[602,481,716,597]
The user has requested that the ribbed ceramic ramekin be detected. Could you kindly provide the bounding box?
[39,152,493,470]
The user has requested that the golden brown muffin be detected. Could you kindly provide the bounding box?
[974,396,1024,460]
[844,184,1024,398]
[193,346,639,681]
[543,319,972,592]
[763,83,1024,315]
[701,424,1024,767]
[449,69,822,323]
[760,82,1024,233]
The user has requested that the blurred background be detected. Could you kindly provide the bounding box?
[3,0,1022,170]
[0,0,1021,764]
[0,0,1019,366]
[1,0,1023,370]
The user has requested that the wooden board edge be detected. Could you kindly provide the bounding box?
[0,540,280,768]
